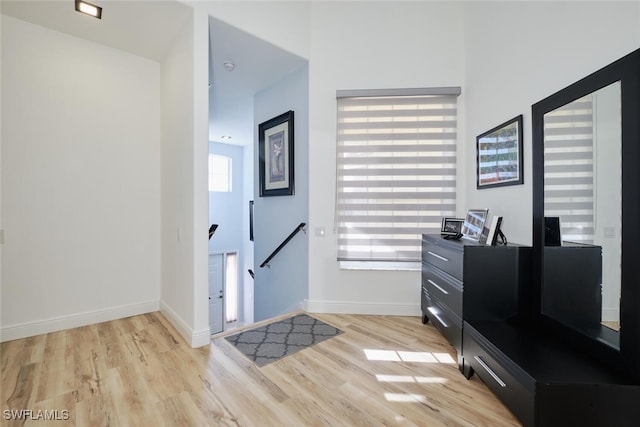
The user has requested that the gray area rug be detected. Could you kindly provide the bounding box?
[225,314,343,366]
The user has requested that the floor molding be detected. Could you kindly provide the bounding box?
[159,301,211,348]
[0,300,159,342]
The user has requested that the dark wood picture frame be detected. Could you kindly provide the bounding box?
[476,115,524,189]
[259,110,294,197]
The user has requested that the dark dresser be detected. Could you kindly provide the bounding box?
[422,234,640,426]
[421,234,530,372]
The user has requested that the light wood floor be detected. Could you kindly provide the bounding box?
[1,312,521,426]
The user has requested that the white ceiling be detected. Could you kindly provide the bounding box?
[1,0,308,147]
[208,16,307,145]
[0,0,192,62]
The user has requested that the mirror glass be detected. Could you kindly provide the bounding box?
[542,81,621,348]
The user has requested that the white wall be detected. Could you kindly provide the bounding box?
[160,12,195,343]
[306,1,466,315]
[253,65,310,322]
[463,1,640,246]
[242,143,255,324]
[160,7,211,347]
[0,15,161,340]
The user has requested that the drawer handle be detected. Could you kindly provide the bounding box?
[427,279,449,295]
[427,251,449,262]
[474,356,506,388]
[427,306,448,328]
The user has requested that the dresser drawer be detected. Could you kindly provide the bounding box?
[464,324,535,427]
[422,238,463,280]
[422,264,462,316]
[422,290,462,352]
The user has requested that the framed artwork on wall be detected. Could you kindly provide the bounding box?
[476,115,524,189]
[259,110,295,197]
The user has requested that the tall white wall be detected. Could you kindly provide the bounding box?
[463,1,640,245]
[0,15,161,340]
[253,65,310,322]
[160,7,210,347]
[306,1,466,315]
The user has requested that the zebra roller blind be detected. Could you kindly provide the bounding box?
[543,95,594,243]
[336,88,460,263]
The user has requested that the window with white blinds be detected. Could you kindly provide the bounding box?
[336,88,460,265]
[544,95,594,243]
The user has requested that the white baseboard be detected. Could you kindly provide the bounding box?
[0,300,160,342]
[159,301,211,348]
[191,327,212,348]
[304,299,421,317]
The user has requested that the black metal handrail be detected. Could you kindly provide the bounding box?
[260,222,306,268]
[209,224,218,240]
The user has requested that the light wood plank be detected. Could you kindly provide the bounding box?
[1,312,521,426]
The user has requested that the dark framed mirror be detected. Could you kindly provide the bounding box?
[532,48,640,380]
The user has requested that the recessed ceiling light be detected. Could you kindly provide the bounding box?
[220,136,232,141]
[75,0,102,19]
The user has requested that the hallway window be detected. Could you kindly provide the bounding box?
[225,252,239,323]
[209,154,232,192]
[336,88,460,267]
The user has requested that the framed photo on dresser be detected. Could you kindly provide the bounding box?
[461,209,489,241]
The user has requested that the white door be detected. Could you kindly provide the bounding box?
[209,254,224,334]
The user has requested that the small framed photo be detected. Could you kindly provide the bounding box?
[486,216,504,246]
[441,217,464,236]
[461,209,489,241]
[259,110,294,197]
[477,115,524,189]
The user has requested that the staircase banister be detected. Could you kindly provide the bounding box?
[259,222,306,268]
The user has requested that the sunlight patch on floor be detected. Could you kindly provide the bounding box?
[384,393,426,403]
[376,374,448,384]
[364,349,456,364]
[364,349,401,361]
